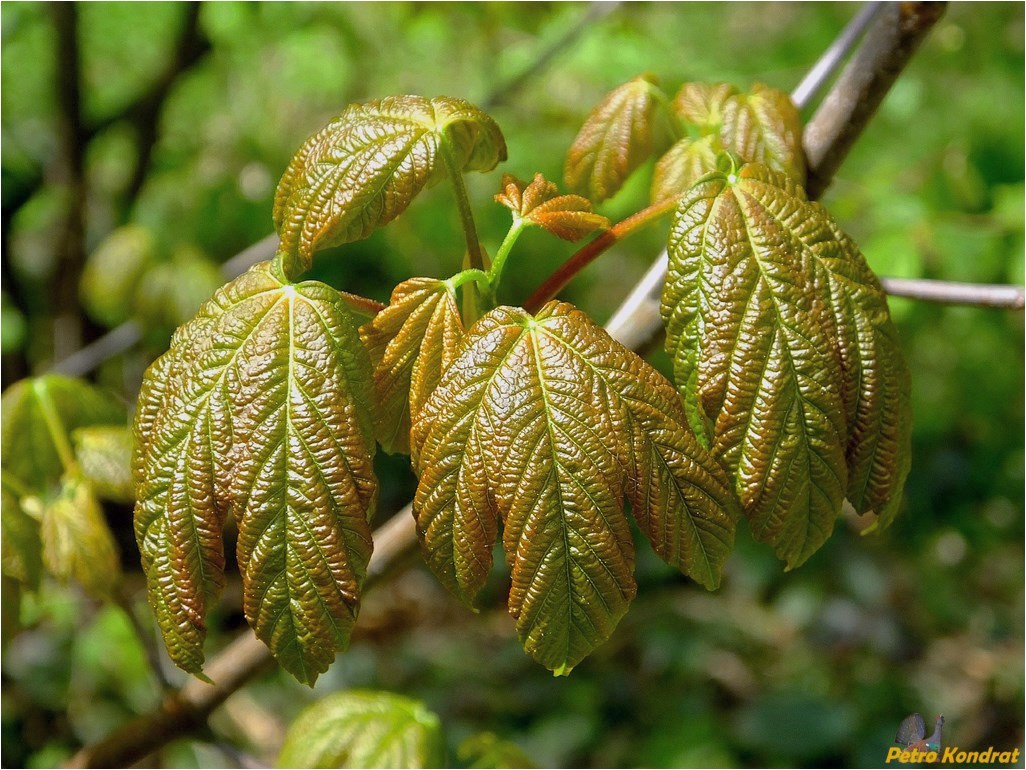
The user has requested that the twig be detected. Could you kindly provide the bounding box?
[880,277,1026,309]
[790,1,887,111]
[803,2,947,199]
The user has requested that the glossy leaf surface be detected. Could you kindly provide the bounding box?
[278,691,445,769]
[360,278,464,454]
[133,262,377,683]
[565,76,662,203]
[412,303,738,673]
[663,163,910,566]
[273,95,506,275]
[651,135,720,203]
[495,173,609,241]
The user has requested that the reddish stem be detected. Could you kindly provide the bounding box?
[523,197,678,314]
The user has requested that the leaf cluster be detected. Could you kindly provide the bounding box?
[129,80,911,684]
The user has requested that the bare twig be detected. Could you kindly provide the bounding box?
[803,2,947,199]
[880,277,1026,309]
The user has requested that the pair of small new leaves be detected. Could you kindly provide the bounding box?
[2,376,134,606]
[133,84,909,684]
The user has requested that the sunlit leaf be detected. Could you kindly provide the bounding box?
[360,278,464,454]
[1,375,126,495]
[273,95,506,275]
[662,164,848,568]
[1,478,42,590]
[719,84,804,182]
[80,224,159,328]
[133,261,378,683]
[565,75,664,203]
[495,173,609,241]
[35,476,120,599]
[412,303,738,673]
[73,425,135,503]
[650,135,721,203]
[278,691,445,769]
[672,82,738,132]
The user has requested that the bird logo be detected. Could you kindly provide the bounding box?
[895,713,945,752]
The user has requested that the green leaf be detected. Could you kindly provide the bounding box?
[650,135,721,203]
[662,166,845,567]
[1,477,43,590]
[565,75,664,203]
[412,303,738,673]
[80,224,159,327]
[458,732,535,769]
[73,426,135,503]
[1,375,126,495]
[360,278,464,455]
[273,95,506,275]
[277,691,445,769]
[133,261,378,683]
[35,476,121,599]
[718,84,804,183]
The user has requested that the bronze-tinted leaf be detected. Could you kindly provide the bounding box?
[133,262,378,683]
[360,278,463,454]
[662,165,848,568]
[565,75,663,203]
[672,82,738,132]
[719,84,805,182]
[412,303,737,673]
[650,135,721,203]
[495,173,609,241]
[273,95,506,275]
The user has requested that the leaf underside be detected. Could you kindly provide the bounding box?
[360,278,464,455]
[273,95,506,274]
[277,690,445,769]
[565,76,662,203]
[412,302,738,673]
[133,261,378,684]
[662,163,910,567]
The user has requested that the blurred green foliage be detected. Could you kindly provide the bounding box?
[1,2,1022,768]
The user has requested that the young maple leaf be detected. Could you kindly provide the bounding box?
[495,173,609,242]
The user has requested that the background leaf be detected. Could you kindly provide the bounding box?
[277,690,445,769]
[718,84,804,183]
[36,476,120,599]
[564,75,664,203]
[72,426,134,504]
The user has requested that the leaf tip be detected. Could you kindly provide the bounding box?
[552,663,574,677]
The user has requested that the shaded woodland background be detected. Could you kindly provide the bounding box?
[1,3,1023,767]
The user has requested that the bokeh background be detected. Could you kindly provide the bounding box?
[2,2,1023,767]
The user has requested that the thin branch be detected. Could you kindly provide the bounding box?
[790,1,887,111]
[803,2,946,199]
[880,277,1026,309]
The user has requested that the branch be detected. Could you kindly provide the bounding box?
[880,277,1026,309]
[803,2,946,199]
